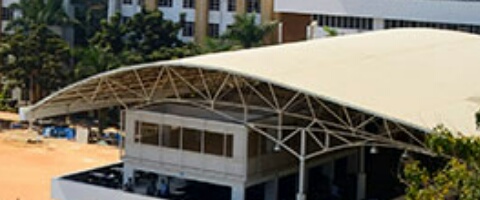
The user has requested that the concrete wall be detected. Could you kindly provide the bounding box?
[52,178,163,200]
[124,109,248,186]
[275,0,480,25]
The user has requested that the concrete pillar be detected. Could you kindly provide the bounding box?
[373,18,385,30]
[236,0,245,15]
[108,0,121,19]
[123,163,134,184]
[322,161,335,182]
[132,0,139,13]
[264,178,279,200]
[145,0,158,11]
[194,0,209,43]
[231,184,245,200]
[356,147,366,200]
[260,0,274,23]
[357,173,366,200]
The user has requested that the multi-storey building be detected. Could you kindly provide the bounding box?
[1,0,75,44]
[108,0,275,43]
[275,0,480,41]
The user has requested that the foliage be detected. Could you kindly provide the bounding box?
[323,26,338,37]
[7,0,76,31]
[125,10,184,56]
[220,13,277,49]
[71,0,108,46]
[402,125,480,200]
[0,24,71,103]
[72,46,120,81]
[89,10,200,66]
[89,13,127,55]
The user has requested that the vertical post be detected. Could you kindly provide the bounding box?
[231,184,245,200]
[357,147,366,200]
[310,21,318,39]
[278,22,283,44]
[306,26,311,40]
[265,177,279,200]
[296,129,307,200]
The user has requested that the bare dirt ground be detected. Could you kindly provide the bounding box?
[0,129,120,200]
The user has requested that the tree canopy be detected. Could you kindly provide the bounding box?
[90,10,200,65]
[0,24,71,103]
[221,13,277,49]
[7,0,76,31]
[402,126,480,200]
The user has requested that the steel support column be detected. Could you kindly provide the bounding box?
[296,129,307,200]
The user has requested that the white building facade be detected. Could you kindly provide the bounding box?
[108,0,268,43]
[275,0,480,39]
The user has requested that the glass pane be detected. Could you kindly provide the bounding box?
[226,135,233,158]
[248,131,258,158]
[204,131,224,156]
[162,125,180,149]
[140,122,159,146]
[182,128,202,152]
[134,121,140,143]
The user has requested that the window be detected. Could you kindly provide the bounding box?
[134,121,141,143]
[246,0,260,13]
[1,7,13,21]
[227,0,236,12]
[204,131,225,156]
[183,0,195,8]
[182,22,195,37]
[209,0,220,11]
[208,23,220,38]
[139,122,160,146]
[158,0,173,7]
[182,128,202,152]
[138,0,144,6]
[162,125,180,148]
[226,135,233,157]
[123,0,133,4]
[384,19,480,34]
[314,14,373,30]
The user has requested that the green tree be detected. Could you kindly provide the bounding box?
[71,0,108,46]
[0,24,71,104]
[221,13,277,48]
[402,125,480,200]
[323,26,338,37]
[125,9,184,56]
[90,10,200,65]
[89,13,127,55]
[72,46,121,81]
[7,0,76,31]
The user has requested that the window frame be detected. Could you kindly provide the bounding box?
[158,0,173,7]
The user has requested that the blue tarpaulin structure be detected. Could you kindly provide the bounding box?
[42,126,76,140]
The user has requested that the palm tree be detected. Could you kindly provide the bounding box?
[222,13,277,48]
[72,46,121,81]
[6,0,76,31]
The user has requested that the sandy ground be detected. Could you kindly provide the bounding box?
[0,129,120,200]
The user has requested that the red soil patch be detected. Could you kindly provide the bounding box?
[0,130,119,200]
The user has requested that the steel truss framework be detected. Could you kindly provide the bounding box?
[32,65,436,199]
[37,65,433,159]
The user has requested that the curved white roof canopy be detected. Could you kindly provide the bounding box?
[25,28,480,135]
